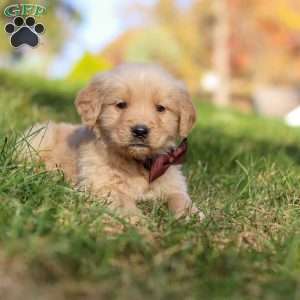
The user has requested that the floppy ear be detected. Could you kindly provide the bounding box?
[75,83,102,127]
[178,87,197,138]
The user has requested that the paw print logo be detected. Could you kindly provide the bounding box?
[5,16,45,48]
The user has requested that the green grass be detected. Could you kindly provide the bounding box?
[1,70,300,299]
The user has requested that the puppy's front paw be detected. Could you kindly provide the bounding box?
[168,194,205,222]
[174,203,205,222]
[189,204,205,222]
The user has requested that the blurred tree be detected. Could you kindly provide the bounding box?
[213,0,231,107]
[101,0,212,92]
[228,0,300,84]
[67,52,112,83]
[95,0,300,109]
[103,27,184,78]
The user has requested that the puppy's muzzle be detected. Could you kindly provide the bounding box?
[131,124,149,139]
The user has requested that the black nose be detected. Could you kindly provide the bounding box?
[131,125,149,138]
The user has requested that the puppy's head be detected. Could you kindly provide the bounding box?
[75,64,196,159]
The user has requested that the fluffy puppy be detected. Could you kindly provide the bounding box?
[22,64,204,220]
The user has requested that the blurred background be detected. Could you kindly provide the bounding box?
[1,0,300,123]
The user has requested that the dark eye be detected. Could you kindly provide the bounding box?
[156,105,166,112]
[116,101,128,109]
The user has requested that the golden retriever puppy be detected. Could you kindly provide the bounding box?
[21,64,204,220]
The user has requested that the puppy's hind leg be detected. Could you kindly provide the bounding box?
[17,122,56,162]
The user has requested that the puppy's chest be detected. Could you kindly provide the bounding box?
[78,147,153,199]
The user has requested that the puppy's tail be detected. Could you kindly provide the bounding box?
[17,122,56,162]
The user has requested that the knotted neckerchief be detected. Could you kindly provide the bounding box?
[143,138,188,183]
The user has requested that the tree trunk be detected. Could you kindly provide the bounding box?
[213,0,231,107]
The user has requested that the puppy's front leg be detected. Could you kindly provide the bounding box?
[153,167,205,221]
[167,193,205,221]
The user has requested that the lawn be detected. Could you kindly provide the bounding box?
[1,70,300,300]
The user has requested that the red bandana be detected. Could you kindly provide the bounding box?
[143,138,188,183]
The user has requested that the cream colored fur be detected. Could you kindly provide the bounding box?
[21,64,204,220]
